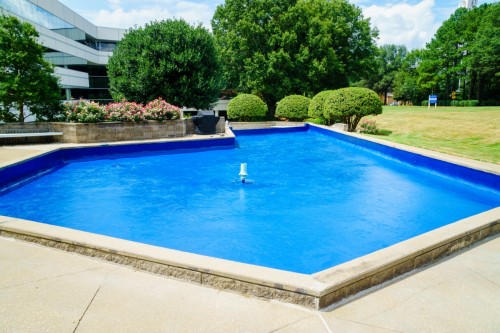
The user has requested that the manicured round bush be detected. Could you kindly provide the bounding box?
[227,94,268,121]
[275,95,311,121]
[308,90,335,122]
[323,87,382,132]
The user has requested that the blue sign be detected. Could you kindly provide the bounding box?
[429,95,438,103]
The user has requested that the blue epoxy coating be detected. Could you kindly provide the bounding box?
[0,129,498,273]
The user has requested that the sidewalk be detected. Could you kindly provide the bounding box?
[1,235,498,333]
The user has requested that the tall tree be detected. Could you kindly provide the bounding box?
[0,15,62,122]
[418,8,469,99]
[468,3,500,101]
[417,3,497,102]
[393,50,424,105]
[373,45,407,105]
[108,19,224,109]
[212,0,378,115]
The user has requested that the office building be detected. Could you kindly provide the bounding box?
[0,0,126,103]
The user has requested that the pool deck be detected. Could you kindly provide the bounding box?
[1,234,498,332]
[1,132,499,331]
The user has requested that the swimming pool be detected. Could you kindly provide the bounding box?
[0,125,498,274]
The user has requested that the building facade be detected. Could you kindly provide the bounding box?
[458,0,478,10]
[0,0,126,103]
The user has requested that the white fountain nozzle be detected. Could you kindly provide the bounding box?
[239,163,248,183]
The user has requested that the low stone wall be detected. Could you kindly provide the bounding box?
[51,120,187,143]
[0,118,227,145]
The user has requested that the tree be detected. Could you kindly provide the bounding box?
[392,50,424,105]
[108,19,223,109]
[372,45,407,105]
[469,3,500,102]
[323,87,382,132]
[418,8,470,100]
[0,16,62,122]
[416,4,498,102]
[212,0,378,116]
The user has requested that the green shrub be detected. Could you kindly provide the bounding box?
[459,100,466,107]
[467,100,479,107]
[308,90,335,124]
[275,95,311,121]
[323,87,382,132]
[421,100,428,106]
[227,94,268,121]
[65,99,106,123]
[451,100,459,107]
[438,100,452,106]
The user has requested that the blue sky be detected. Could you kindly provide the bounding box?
[59,0,498,49]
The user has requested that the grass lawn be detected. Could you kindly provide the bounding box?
[362,106,500,164]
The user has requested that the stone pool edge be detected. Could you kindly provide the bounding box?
[0,216,325,309]
[313,207,499,308]
[1,207,498,310]
[1,124,499,310]
[308,123,500,176]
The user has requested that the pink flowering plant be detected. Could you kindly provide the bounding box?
[359,119,379,134]
[65,99,106,123]
[105,101,145,122]
[144,98,181,122]
[64,98,181,123]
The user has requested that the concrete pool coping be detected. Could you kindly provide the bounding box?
[0,124,499,310]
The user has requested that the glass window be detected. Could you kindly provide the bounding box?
[0,0,74,30]
[1,0,118,50]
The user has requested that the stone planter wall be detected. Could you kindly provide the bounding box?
[1,117,226,145]
[51,120,186,143]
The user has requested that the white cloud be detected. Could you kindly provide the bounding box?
[80,0,217,30]
[92,8,173,29]
[362,0,440,49]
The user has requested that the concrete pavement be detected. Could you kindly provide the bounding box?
[1,235,499,333]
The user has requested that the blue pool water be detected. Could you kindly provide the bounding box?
[0,128,499,273]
